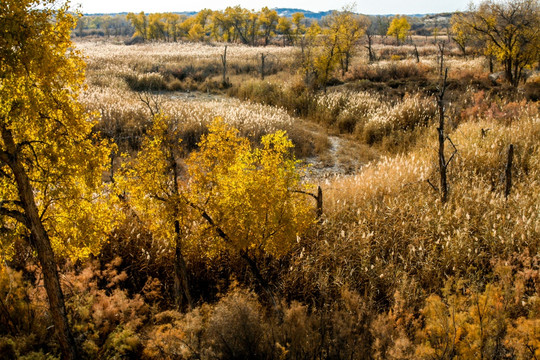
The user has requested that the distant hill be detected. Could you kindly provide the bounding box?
[177,11,198,17]
[274,8,334,19]
[82,8,446,21]
[82,9,341,19]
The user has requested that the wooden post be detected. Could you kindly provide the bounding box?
[221,45,228,85]
[316,185,323,221]
[505,144,514,199]
[260,53,267,80]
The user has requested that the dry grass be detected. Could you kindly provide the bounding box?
[5,37,537,359]
[77,39,330,159]
[77,39,297,91]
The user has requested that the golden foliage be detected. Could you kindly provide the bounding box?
[0,0,117,260]
[387,16,411,43]
[186,119,315,257]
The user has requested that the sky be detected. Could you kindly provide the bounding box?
[73,0,481,15]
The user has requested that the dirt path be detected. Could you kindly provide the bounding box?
[166,91,377,178]
[305,134,374,179]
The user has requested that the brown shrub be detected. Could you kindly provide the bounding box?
[347,61,432,83]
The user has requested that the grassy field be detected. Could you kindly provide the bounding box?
[3,32,539,359]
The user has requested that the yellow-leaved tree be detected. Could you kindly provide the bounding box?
[453,0,540,86]
[387,15,411,44]
[259,7,279,46]
[331,7,366,75]
[117,115,193,309]
[186,119,314,306]
[0,1,115,358]
[301,8,367,90]
[126,11,148,40]
[451,13,477,56]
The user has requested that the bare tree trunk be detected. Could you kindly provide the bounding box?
[366,33,375,63]
[1,127,78,360]
[221,45,228,85]
[437,69,449,203]
[316,186,323,221]
[505,144,514,199]
[414,44,420,63]
[437,42,445,76]
[260,53,267,80]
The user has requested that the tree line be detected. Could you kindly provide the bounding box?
[124,7,367,46]
[75,3,539,89]
[75,8,394,45]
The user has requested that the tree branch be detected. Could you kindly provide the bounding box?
[291,189,318,200]
[0,207,29,227]
[184,198,233,244]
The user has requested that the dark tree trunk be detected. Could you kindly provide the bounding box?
[1,127,78,360]
[316,185,323,220]
[437,69,449,204]
[260,53,266,80]
[221,45,228,85]
[170,152,192,310]
[505,58,514,86]
[173,220,193,310]
[505,144,514,199]
[240,250,278,312]
[366,34,375,62]
[437,42,445,76]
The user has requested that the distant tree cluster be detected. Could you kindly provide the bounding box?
[452,0,539,85]
[75,14,133,37]
[75,7,398,45]
[122,7,312,45]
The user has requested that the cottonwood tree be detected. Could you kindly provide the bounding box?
[277,16,293,45]
[163,13,181,42]
[127,11,148,40]
[291,12,307,45]
[0,1,115,358]
[302,8,366,90]
[117,115,193,309]
[224,6,251,44]
[185,120,314,306]
[247,11,261,45]
[148,13,167,41]
[299,22,323,87]
[450,13,476,56]
[387,15,411,44]
[313,23,341,91]
[454,0,540,86]
[259,7,279,46]
[332,8,366,75]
